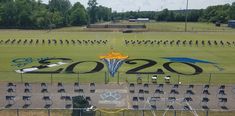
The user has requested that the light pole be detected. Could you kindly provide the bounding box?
[185,0,189,32]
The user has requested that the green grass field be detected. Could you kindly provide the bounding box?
[0,22,235,116]
[0,22,235,85]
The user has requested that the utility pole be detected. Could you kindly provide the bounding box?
[185,0,189,32]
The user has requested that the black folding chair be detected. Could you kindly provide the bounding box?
[7,83,16,87]
[23,96,31,108]
[203,85,210,90]
[41,83,47,88]
[7,88,15,93]
[24,82,31,88]
[219,85,225,90]
[185,90,194,95]
[5,96,15,108]
[138,89,144,101]
[202,89,210,95]
[149,97,157,109]
[218,97,228,109]
[201,97,209,109]
[129,83,135,93]
[170,89,179,95]
[189,85,194,89]
[143,83,149,93]
[24,88,31,93]
[90,83,96,93]
[43,96,52,108]
[74,82,80,92]
[58,82,65,93]
[173,84,179,89]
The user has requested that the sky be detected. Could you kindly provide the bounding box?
[42,0,235,12]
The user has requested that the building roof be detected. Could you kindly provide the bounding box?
[228,20,235,23]
[137,18,149,21]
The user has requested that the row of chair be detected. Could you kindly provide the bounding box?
[6,82,96,94]
[0,39,109,45]
[124,39,235,47]
[5,94,92,109]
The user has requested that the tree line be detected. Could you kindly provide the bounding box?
[0,0,111,29]
[0,0,234,29]
[113,2,235,23]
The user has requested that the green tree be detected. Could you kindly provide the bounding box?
[15,0,36,28]
[69,2,88,26]
[96,5,112,22]
[31,2,51,28]
[229,2,235,19]
[0,0,17,27]
[87,0,98,23]
[49,0,71,25]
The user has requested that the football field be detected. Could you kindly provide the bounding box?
[0,27,235,84]
[1,22,235,116]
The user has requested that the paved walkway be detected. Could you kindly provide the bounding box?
[0,82,235,111]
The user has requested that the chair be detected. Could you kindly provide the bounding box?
[167,105,174,109]
[132,97,138,102]
[139,89,144,94]
[74,83,80,92]
[155,89,164,94]
[183,105,191,110]
[132,105,139,109]
[170,89,179,95]
[7,88,15,93]
[129,83,135,93]
[144,83,149,88]
[203,85,210,90]
[218,97,228,109]
[202,89,210,95]
[7,83,16,87]
[58,82,65,93]
[189,85,194,89]
[219,85,225,90]
[201,97,209,109]
[129,83,135,87]
[143,84,149,93]
[149,98,157,109]
[184,97,193,102]
[24,83,31,88]
[58,88,65,93]
[150,97,161,101]
[218,89,226,96]
[151,75,158,84]
[24,88,31,93]
[74,82,79,87]
[168,97,176,101]
[90,83,95,87]
[41,88,48,93]
[58,82,63,87]
[22,96,31,108]
[41,83,47,89]
[138,89,144,101]
[5,96,15,108]
[158,84,164,89]
[90,83,96,93]
[78,89,84,93]
[86,96,91,101]
[43,96,52,108]
[173,84,179,89]
[185,90,194,95]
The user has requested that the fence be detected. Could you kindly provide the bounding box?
[0,108,235,116]
[1,71,235,85]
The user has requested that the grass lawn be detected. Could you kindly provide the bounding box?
[1,22,235,116]
[119,21,235,32]
[0,22,235,85]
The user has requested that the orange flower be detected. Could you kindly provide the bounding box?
[99,52,128,59]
